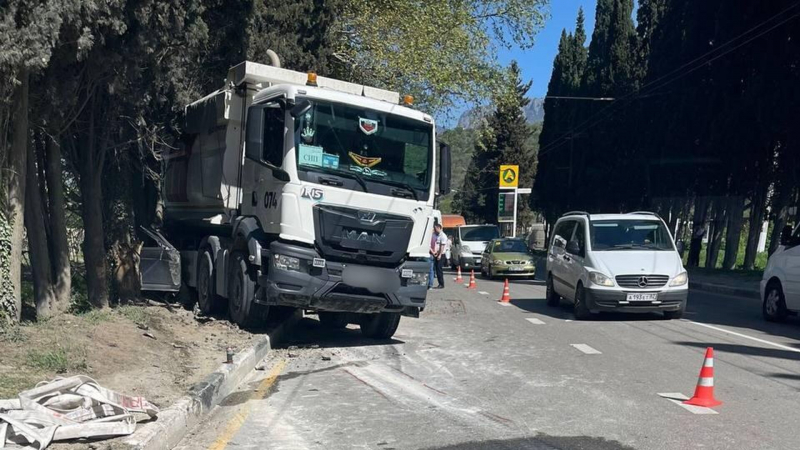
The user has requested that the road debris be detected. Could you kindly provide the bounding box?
[0,375,158,449]
[143,332,156,340]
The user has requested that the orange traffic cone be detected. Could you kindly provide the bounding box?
[498,279,511,303]
[454,266,463,283]
[684,347,722,408]
[467,270,477,289]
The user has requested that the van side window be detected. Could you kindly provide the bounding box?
[552,221,575,249]
[570,221,586,257]
[263,103,284,167]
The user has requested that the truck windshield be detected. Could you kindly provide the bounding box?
[460,226,500,242]
[293,98,432,198]
[591,220,675,251]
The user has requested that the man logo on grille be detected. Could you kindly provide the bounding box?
[638,276,649,288]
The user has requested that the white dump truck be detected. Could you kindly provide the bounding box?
[139,56,451,339]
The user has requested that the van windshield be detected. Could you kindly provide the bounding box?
[591,220,674,251]
[460,226,500,242]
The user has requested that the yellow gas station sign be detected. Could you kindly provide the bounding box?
[499,165,519,188]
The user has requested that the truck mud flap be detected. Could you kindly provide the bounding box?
[139,227,181,292]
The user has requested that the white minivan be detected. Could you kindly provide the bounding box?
[546,212,689,320]
[451,224,501,271]
[761,223,800,322]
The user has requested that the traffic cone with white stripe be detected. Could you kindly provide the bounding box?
[454,266,463,283]
[498,279,511,303]
[684,347,722,408]
[467,270,477,289]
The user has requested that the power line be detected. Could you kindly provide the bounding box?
[536,1,800,159]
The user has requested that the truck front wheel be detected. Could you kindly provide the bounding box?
[359,313,401,339]
[228,252,269,328]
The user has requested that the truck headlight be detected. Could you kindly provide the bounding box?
[589,271,614,287]
[273,254,301,272]
[670,271,688,286]
[408,272,428,285]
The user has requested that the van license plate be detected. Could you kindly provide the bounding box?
[626,293,658,302]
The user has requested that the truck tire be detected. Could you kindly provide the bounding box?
[228,252,269,328]
[318,312,349,329]
[360,313,401,339]
[197,248,222,314]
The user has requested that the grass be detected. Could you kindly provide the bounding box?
[0,325,27,343]
[26,345,88,374]
[0,373,35,398]
[117,305,149,326]
[80,309,113,325]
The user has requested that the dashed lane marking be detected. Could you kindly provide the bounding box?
[658,393,718,415]
[497,302,512,306]
[570,344,602,355]
[478,291,489,295]
[526,318,545,325]
[687,321,800,354]
[207,359,287,450]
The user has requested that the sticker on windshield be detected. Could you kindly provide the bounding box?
[348,151,382,168]
[298,144,323,167]
[322,153,339,169]
[301,125,315,143]
[359,117,378,135]
[350,166,387,177]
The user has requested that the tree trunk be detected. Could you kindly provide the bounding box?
[687,197,708,267]
[722,196,745,270]
[45,137,71,312]
[768,184,792,256]
[705,197,726,269]
[24,141,58,319]
[5,68,29,322]
[743,184,768,270]
[80,107,109,309]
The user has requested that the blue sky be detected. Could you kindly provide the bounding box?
[499,0,597,98]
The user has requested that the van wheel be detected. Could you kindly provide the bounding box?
[360,313,401,339]
[319,312,349,329]
[228,252,269,328]
[197,248,222,314]
[763,281,788,322]
[546,275,560,307]
[573,284,592,320]
[663,302,686,320]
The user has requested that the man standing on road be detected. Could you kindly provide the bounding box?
[429,222,439,289]
[433,223,447,289]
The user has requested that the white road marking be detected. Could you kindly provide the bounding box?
[478,291,489,295]
[570,344,601,355]
[497,302,512,306]
[687,321,800,354]
[526,318,545,325]
[565,319,573,322]
[658,393,718,415]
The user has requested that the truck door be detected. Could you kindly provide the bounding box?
[139,228,181,292]
[241,98,287,235]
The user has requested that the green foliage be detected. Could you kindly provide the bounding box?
[336,0,549,114]
[26,345,87,374]
[0,203,14,323]
[457,62,537,225]
[116,305,149,326]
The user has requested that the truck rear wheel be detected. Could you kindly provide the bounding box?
[359,313,401,339]
[228,252,269,328]
[197,248,222,314]
[318,312,349,329]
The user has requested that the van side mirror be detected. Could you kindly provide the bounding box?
[566,240,580,255]
[438,142,452,195]
[245,104,290,182]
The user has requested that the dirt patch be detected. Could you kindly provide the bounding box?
[0,302,256,417]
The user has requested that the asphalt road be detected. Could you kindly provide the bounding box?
[175,273,800,450]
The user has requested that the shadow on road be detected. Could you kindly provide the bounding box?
[510,297,665,322]
[674,341,800,363]
[276,317,405,349]
[422,435,635,450]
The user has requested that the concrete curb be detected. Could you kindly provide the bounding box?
[689,281,760,300]
[122,310,302,450]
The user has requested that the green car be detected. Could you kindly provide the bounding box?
[480,238,536,279]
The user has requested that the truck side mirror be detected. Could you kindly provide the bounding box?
[438,142,452,195]
[245,104,290,182]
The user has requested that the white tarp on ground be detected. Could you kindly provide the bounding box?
[0,376,158,449]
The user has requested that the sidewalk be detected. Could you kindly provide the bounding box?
[687,267,762,300]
